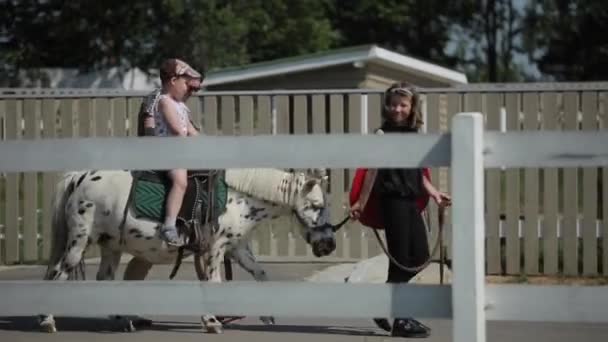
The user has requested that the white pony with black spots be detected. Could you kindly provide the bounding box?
[39,168,342,334]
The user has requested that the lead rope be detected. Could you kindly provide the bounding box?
[372,204,446,275]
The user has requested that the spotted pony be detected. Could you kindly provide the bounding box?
[39,168,341,333]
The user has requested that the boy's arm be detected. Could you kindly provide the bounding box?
[187,119,200,136]
[158,97,187,136]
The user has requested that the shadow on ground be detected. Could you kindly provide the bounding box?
[0,316,384,337]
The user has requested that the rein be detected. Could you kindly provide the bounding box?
[332,215,350,231]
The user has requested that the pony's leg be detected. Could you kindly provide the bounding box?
[230,243,275,325]
[123,255,153,323]
[123,257,153,280]
[96,246,122,281]
[230,242,268,281]
[201,236,230,334]
[95,247,137,332]
[111,257,154,329]
[208,237,229,282]
[39,200,95,333]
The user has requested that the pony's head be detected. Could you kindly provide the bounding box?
[224,167,343,257]
[292,168,339,257]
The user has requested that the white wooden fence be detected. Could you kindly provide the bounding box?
[1,112,607,342]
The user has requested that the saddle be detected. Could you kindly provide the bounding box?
[127,170,228,249]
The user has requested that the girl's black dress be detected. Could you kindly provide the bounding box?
[374,122,430,283]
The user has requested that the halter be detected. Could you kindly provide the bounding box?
[292,208,347,243]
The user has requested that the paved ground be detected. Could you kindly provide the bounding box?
[1,260,607,342]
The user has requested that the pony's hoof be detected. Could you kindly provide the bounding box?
[203,322,223,334]
[121,319,136,333]
[205,325,223,334]
[38,316,57,333]
[260,316,275,325]
[202,315,223,334]
[41,322,57,333]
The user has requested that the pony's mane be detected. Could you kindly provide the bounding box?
[224,168,306,206]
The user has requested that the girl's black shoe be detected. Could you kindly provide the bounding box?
[373,318,392,332]
[391,318,430,338]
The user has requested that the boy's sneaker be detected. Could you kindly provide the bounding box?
[160,225,183,247]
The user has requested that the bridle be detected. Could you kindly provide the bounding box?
[292,207,349,244]
[290,177,349,244]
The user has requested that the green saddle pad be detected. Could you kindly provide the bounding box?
[132,175,228,224]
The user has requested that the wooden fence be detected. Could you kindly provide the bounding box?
[0,83,607,277]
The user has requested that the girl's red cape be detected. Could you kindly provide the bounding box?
[349,168,430,229]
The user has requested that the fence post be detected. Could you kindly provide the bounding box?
[360,94,368,134]
[452,112,486,342]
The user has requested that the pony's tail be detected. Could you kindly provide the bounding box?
[44,172,78,280]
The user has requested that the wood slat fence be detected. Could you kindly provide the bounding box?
[1,84,607,276]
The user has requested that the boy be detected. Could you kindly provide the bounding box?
[152,58,203,246]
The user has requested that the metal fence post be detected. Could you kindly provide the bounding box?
[452,112,486,342]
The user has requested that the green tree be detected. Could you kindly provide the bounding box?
[452,0,530,82]
[234,0,337,64]
[0,0,339,85]
[0,0,162,84]
[327,0,463,68]
[522,0,608,81]
[0,1,158,70]
[149,0,250,72]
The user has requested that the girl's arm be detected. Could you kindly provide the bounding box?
[349,169,377,220]
[357,169,377,210]
[350,129,384,219]
[158,97,187,137]
[422,173,439,197]
[423,173,451,207]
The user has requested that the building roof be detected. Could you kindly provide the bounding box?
[204,45,468,86]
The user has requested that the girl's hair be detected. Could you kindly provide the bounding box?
[382,81,424,130]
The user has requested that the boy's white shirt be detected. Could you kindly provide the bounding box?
[142,88,200,133]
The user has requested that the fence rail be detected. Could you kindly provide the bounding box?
[1,85,607,277]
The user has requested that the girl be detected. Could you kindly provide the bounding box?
[154,58,202,246]
[350,81,451,338]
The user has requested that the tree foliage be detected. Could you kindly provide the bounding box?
[1,0,606,84]
[327,0,462,68]
[522,0,608,81]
